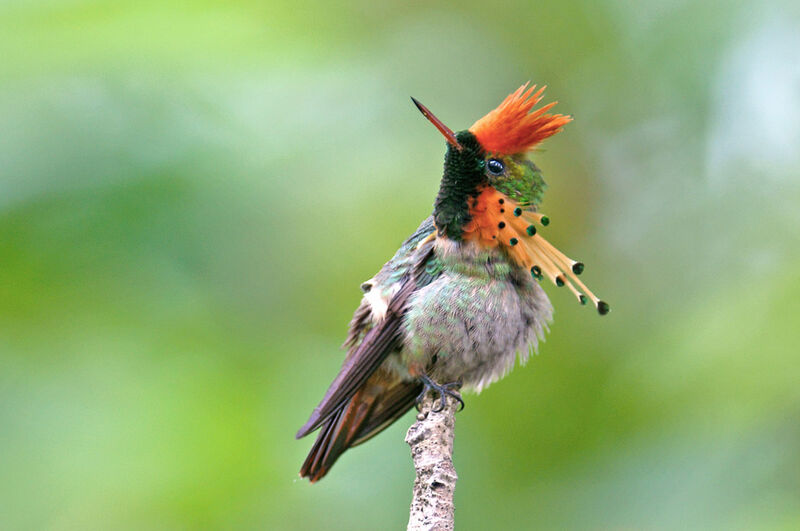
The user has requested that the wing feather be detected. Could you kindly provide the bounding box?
[295,279,414,438]
[296,218,437,440]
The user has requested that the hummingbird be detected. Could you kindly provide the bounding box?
[296,84,609,482]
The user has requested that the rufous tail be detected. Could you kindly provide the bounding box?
[299,376,422,482]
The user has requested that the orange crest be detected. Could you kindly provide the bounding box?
[469,83,572,155]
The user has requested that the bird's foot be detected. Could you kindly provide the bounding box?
[415,374,464,413]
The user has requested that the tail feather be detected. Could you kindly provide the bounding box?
[300,408,344,481]
[299,377,422,482]
[299,389,374,482]
[351,379,423,447]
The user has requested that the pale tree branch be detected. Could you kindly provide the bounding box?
[405,393,458,531]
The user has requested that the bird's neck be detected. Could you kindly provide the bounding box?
[433,132,486,240]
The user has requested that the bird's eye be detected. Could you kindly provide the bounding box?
[487,158,505,175]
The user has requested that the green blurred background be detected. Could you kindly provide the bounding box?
[2,1,799,529]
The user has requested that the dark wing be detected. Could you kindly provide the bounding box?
[295,278,417,439]
[296,219,437,440]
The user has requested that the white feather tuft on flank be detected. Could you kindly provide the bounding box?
[360,279,400,323]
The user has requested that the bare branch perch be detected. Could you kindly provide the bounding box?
[405,394,458,531]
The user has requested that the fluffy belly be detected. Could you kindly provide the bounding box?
[402,270,552,392]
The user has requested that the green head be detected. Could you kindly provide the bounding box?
[411,97,551,240]
[411,85,610,315]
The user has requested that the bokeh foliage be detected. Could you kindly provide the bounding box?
[1,1,799,529]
